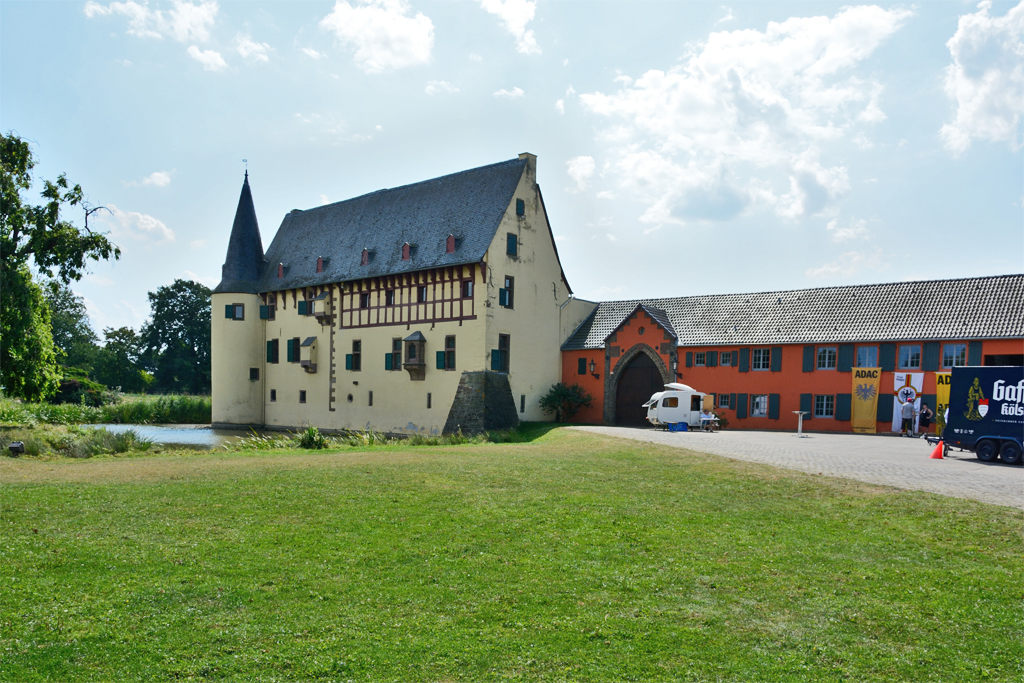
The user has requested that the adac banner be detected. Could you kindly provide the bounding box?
[851,368,881,433]
[945,366,1024,444]
[892,372,924,432]
[935,372,951,433]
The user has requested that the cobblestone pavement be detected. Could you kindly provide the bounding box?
[571,426,1024,509]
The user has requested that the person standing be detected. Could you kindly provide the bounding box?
[901,399,917,437]
[919,404,934,437]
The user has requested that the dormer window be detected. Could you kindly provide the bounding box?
[446,234,456,254]
[277,263,285,278]
[361,248,370,266]
[402,242,411,261]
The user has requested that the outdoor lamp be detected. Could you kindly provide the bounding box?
[589,360,596,373]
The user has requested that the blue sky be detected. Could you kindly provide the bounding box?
[2,0,1021,333]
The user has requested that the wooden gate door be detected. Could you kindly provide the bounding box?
[614,353,664,425]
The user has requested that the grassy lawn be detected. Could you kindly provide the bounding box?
[1,428,1020,681]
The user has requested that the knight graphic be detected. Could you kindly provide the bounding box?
[964,377,986,421]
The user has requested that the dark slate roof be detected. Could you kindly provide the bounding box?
[563,274,1024,350]
[257,158,527,292]
[213,173,266,294]
[605,303,678,342]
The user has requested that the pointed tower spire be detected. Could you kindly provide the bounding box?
[213,173,266,293]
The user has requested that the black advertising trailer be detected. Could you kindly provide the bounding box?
[943,366,1024,465]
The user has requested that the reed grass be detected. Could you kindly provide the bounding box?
[0,395,211,426]
[0,425,153,458]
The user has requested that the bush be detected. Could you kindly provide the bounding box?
[50,368,115,407]
[298,426,330,450]
[539,383,594,421]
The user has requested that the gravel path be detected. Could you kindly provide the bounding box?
[571,426,1024,509]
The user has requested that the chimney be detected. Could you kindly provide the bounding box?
[518,152,537,184]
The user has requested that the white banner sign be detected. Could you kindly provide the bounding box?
[892,372,924,432]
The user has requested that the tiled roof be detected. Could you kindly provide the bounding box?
[256,158,526,292]
[607,304,677,342]
[563,274,1024,350]
[213,173,266,294]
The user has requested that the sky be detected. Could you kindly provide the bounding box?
[2,0,1022,335]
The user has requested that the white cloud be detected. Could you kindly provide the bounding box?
[182,270,218,287]
[479,0,541,54]
[555,99,564,114]
[566,155,596,191]
[320,0,434,74]
[302,47,325,59]
[84,0,218,42]
[579,6,912,227]
[425,80,458,95]
[940,0,1024,154]
[319,194,330,204]
[104,204,175,243]
[806,247,886,278]
[716,6,735,25]
[588,285,630,300]
[187,45,227,71]
[85,274,115,287]
[189,239,207,250]
[236,32,271,62]
[826,218,869,242]
[493,86,524,98]
[126,170,173,187]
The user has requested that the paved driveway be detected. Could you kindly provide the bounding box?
[571,426,1024,509]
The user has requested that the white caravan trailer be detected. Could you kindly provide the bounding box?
[644,383,710,428]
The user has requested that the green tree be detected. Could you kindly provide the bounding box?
[141,279,212,394]
[539,383,594,422]
[43,277,100,370]
[1,133,120,400]
[93,326,151,393]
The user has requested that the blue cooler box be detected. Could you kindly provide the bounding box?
[668,422,688,432]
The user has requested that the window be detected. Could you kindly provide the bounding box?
[856,346,878,368]
[751,394,768,417]
[443,335,456,370]
[662,396,679,408]
[752,348,771,370]
[225,303,245,320]
[520,395,525,413]
[287,337,300,363]
[899,344,921,369]
[359,292,370,309]
[299,390,307,404]
[695,352,706,366]
[390,338,402,370]
[515,198,525,216]
[267,339,280,364]
[385,289,395,306]
[817,347,837,370]
[691,395,702,411]
[427,393,432,409]
[417,285,428,303]
[500,276,515,308]
[578,358,587,375]
[462,280,473,298]
[507,232,518,256]
[814,394,835,418]
[351,340,361,371]
[498,334,510,372]
[720,351,732,367]
[270,389,276,402]
[249,367,259,381]
[718,393,731,409]
[369,391,373,407]
[943,343,967,368]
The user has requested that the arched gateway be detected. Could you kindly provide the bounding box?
[612,346,672,425]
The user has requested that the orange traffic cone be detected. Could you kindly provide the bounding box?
[930,441,944,459]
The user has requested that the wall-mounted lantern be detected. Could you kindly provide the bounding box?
[590,359,600,380]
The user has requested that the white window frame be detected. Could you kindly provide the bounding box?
[817,346,837,370]
[752,348,770,371]
[899,344,921,370]
[720,351,732,367]
[718,393,731,409]
[751,394,768,417]
[814,394,835,418]
[856,345,877,368]
[942,343,966,368]
[695,352,706,366]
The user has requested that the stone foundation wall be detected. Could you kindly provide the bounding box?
[443,371,520,434]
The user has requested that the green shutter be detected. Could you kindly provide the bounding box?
[835,394,852,421]
[837,344,854,372]
[802,346,815,372]
[771,346,782,372]
[879,343,896,371]
[729,393,736,410]
[877,392,894,421]
[436,351,446,369]
[286,339,295,363]
[259,305,270,320]
[768,393,780,420]
[800,393,813,419]
[267,341,274,363]
[345,354,353,370]
[507,233,517,255]
[385,354,392,371]
[967,340,983,366]
[491,350,501,371]
[738,348,749,373]
[707,350,718,367]
[685,351,693,368]
[499,289,508,306]
[736,393,748,419]
[297,300,307,316]
[922,342,940,371]
[225,304,233,319]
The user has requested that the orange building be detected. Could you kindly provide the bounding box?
[561,275,1024,432]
